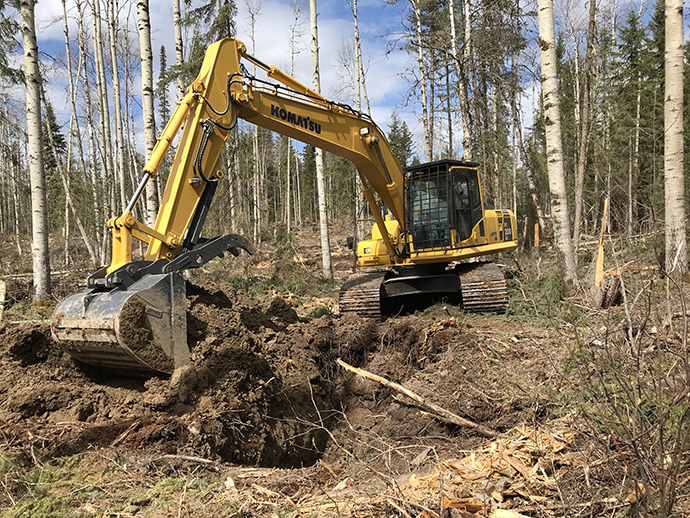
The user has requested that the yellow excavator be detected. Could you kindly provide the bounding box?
[51,38,517,377]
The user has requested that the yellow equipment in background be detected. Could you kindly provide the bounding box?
[51,38,516,376]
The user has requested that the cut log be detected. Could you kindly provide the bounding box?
[336,358,497,438]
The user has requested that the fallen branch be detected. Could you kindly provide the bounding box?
[336,358,497,438]
[159,454,216,466]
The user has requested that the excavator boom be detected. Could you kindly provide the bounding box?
[51,38,517,376]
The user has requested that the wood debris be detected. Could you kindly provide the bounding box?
[337,358,497,437]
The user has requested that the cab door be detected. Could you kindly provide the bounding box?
[450,167,484,245]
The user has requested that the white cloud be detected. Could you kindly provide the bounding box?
[26,0,424,156]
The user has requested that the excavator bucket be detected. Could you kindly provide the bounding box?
[51,272,189,377]
[52,234,253,377]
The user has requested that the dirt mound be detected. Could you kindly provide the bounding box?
[0,282,381,467]
[0,282,563,472]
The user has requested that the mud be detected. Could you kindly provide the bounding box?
[0,281,565,471]
[119,297,174,373]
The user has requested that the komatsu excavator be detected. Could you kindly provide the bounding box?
[51,38,517,377]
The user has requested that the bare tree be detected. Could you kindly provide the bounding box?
[109,0,128,211]
[461,0,472,159]
[310,0,333,279]
[664,0,685,276]
[20,0,50,300]
[61,0,86,175]
[245,0,263,244]
[92,0,116,225]
[537,0,578,295]
[173,0,185,100]
[76,0,102,257]
[286,0,304,234]
[572,0,597,252]
[410,0,432,161]
[137,0,158,226]
[347,0,370,115]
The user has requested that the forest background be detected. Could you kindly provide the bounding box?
[0,0,687,296]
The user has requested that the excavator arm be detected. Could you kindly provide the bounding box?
[109,38,405,273]
[51,38,409,377]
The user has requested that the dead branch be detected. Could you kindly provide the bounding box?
[158,454,216,466]
[336,358,497,438]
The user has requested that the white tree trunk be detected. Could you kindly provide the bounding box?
[411,0,432,161]
[573,0,596,253]
[461,0,472,160]
[20,0,51,300]
[76,0,102,258]
[39,85,98,267]
[62,0,86,175]
[137,0,158,227]
[310,0,332,279]
[173,0,185,100]
[351,0,370,115]
[92,0,115,218]
[537,0,578,295]
[664,0,686,276]
[109,0,127,212]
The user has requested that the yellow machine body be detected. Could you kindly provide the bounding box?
[52,38,517,376]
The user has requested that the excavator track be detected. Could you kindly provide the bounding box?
[455,262,508,313]
[339,262,508,317]
[338,270,388,317]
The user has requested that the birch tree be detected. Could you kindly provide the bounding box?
[92,0,116,232]
[411,0,432,161]
[572,0,597,252]
[537,0,578,295]
[109,0,127,212]
[173,0,185,100]
[664,0,685,276]
[310,0,333,279]
[286,0,304,233]
[137,0,158,226]
[20,0,50,299]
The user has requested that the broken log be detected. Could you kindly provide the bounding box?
[336,358,497,438]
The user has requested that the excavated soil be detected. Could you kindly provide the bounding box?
[0,280,568,473]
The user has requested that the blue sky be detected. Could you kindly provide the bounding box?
[17,0,657,163]
[25,0,433,159]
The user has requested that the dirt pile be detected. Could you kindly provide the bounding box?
[0,281,565,473]
[0,282,383,467]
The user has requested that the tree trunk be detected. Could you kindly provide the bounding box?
[137,0,158,227]
[573,0,597,253]
[109,0,128,212]
[537,0,578,295]
[173,0,185,100]
[411,0,432,161]
[461,0,472,159]
[664,0,686,277]
[76,0,102,259]
[310,0,333,279]
[628,72,641,237]
[20,0,51,300]
[445,62,453,157]
[39,85,98,267]
[350,0,370,115]
[62,0,86,175]
[92,0,115,217]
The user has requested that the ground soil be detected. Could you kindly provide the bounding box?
[0,230,687,517]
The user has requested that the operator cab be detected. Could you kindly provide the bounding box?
[403,160,485,253]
